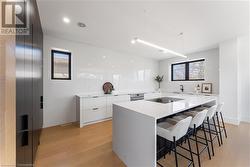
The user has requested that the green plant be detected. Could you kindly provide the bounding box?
[155,75,164,88]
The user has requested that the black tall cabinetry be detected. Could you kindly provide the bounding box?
[16,0,43,166]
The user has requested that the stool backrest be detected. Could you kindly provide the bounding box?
[170,116,192,141]
[216,103,224,113]
[190,109,208,128]
[206,105,217,120]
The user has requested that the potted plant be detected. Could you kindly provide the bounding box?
[155,75,164,89]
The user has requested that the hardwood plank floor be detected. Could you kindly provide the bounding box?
[35,120,250,167]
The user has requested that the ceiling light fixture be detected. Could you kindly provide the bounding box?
[77,22,86,28]
[63,17,70,24]
[131,38,187,58]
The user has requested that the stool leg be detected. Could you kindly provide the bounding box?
[194,128,201,167]
[157,162,164,167]
[212,116,221,146]
[220,112,227,138]
[173,137,178,167]
[202,124,211,160]
[187,135,195,167]
[169,142,172,155]
[207,117,215,156]
[216,112,223,145]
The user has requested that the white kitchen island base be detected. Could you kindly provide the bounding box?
[112,94,217,167]
[113,105,157,167]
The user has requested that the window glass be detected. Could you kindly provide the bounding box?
[51,50,71,80]
[189,61,204,80]
[172,63,186,81]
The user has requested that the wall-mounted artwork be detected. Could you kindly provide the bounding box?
[202,83,212,94]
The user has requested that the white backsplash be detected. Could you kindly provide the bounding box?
[159,48,219,94]
[43,35,159,127]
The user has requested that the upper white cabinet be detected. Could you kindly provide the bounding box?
[76,94,130,127]
[144,92,162,100]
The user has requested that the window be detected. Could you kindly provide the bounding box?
[171,59,205,81]
[51,50,71,80]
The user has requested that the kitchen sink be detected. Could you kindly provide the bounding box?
[147,97,183,104]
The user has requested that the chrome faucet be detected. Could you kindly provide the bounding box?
[180,85,184,92]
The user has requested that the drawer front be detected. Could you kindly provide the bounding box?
[106,108,112,118]
[82,96,107,110]
[107,95,130,117]
[107,95,130,104]
[83,107,106,123]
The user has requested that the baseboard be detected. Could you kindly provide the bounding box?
[223,117,240,125]
[240,117,250,123]
[80,117,112,128]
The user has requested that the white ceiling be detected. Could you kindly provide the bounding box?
[37,0,249,60]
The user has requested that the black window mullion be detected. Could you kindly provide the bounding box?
[185,62,189,81]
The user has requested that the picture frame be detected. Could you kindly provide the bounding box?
[201,83,212,94]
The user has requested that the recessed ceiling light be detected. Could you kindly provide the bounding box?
[78,22,86,28]
[63,17,70,24]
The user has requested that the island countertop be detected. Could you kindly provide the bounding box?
[113,93,218,119]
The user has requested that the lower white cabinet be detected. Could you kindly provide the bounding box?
[107,95,131,117]
[83,107,106,123]
[76,94,130,127]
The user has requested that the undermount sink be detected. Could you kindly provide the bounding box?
[147,97,183,104]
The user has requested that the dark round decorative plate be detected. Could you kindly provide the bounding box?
[103,82,114,94]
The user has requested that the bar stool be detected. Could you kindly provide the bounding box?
[170,109,211,167]
[215,103,227,145]
[195,105,220,156]
[157,116,193,167]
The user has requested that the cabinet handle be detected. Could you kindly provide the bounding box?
[92,108,98,110]
[92,96,99,98]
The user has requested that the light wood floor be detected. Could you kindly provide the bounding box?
[35,120,250,167]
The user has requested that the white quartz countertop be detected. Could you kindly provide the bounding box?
[113,93,217,119]
[76,90,159,98]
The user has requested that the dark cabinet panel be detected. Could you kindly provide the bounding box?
[16,0,43,166]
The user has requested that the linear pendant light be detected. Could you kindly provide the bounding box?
[131,38,187,58]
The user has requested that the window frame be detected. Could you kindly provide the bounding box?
[51,49,71,80]
[171,59,205,81]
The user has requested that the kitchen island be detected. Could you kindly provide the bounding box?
[112,93,217,167]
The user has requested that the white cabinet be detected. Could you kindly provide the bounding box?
[144,92,162,100]
[83,107,106,123]
[107,95,130,117]
[82,96,106,110]
[76,94,130,127]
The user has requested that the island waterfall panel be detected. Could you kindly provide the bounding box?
[112,94,217,167]
[16,0,43,165]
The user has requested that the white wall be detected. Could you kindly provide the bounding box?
[219,35,250,124]
[43,35,159,128]
[159,48,219,94]
[238,35,250,123]
[219,38,239,124]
